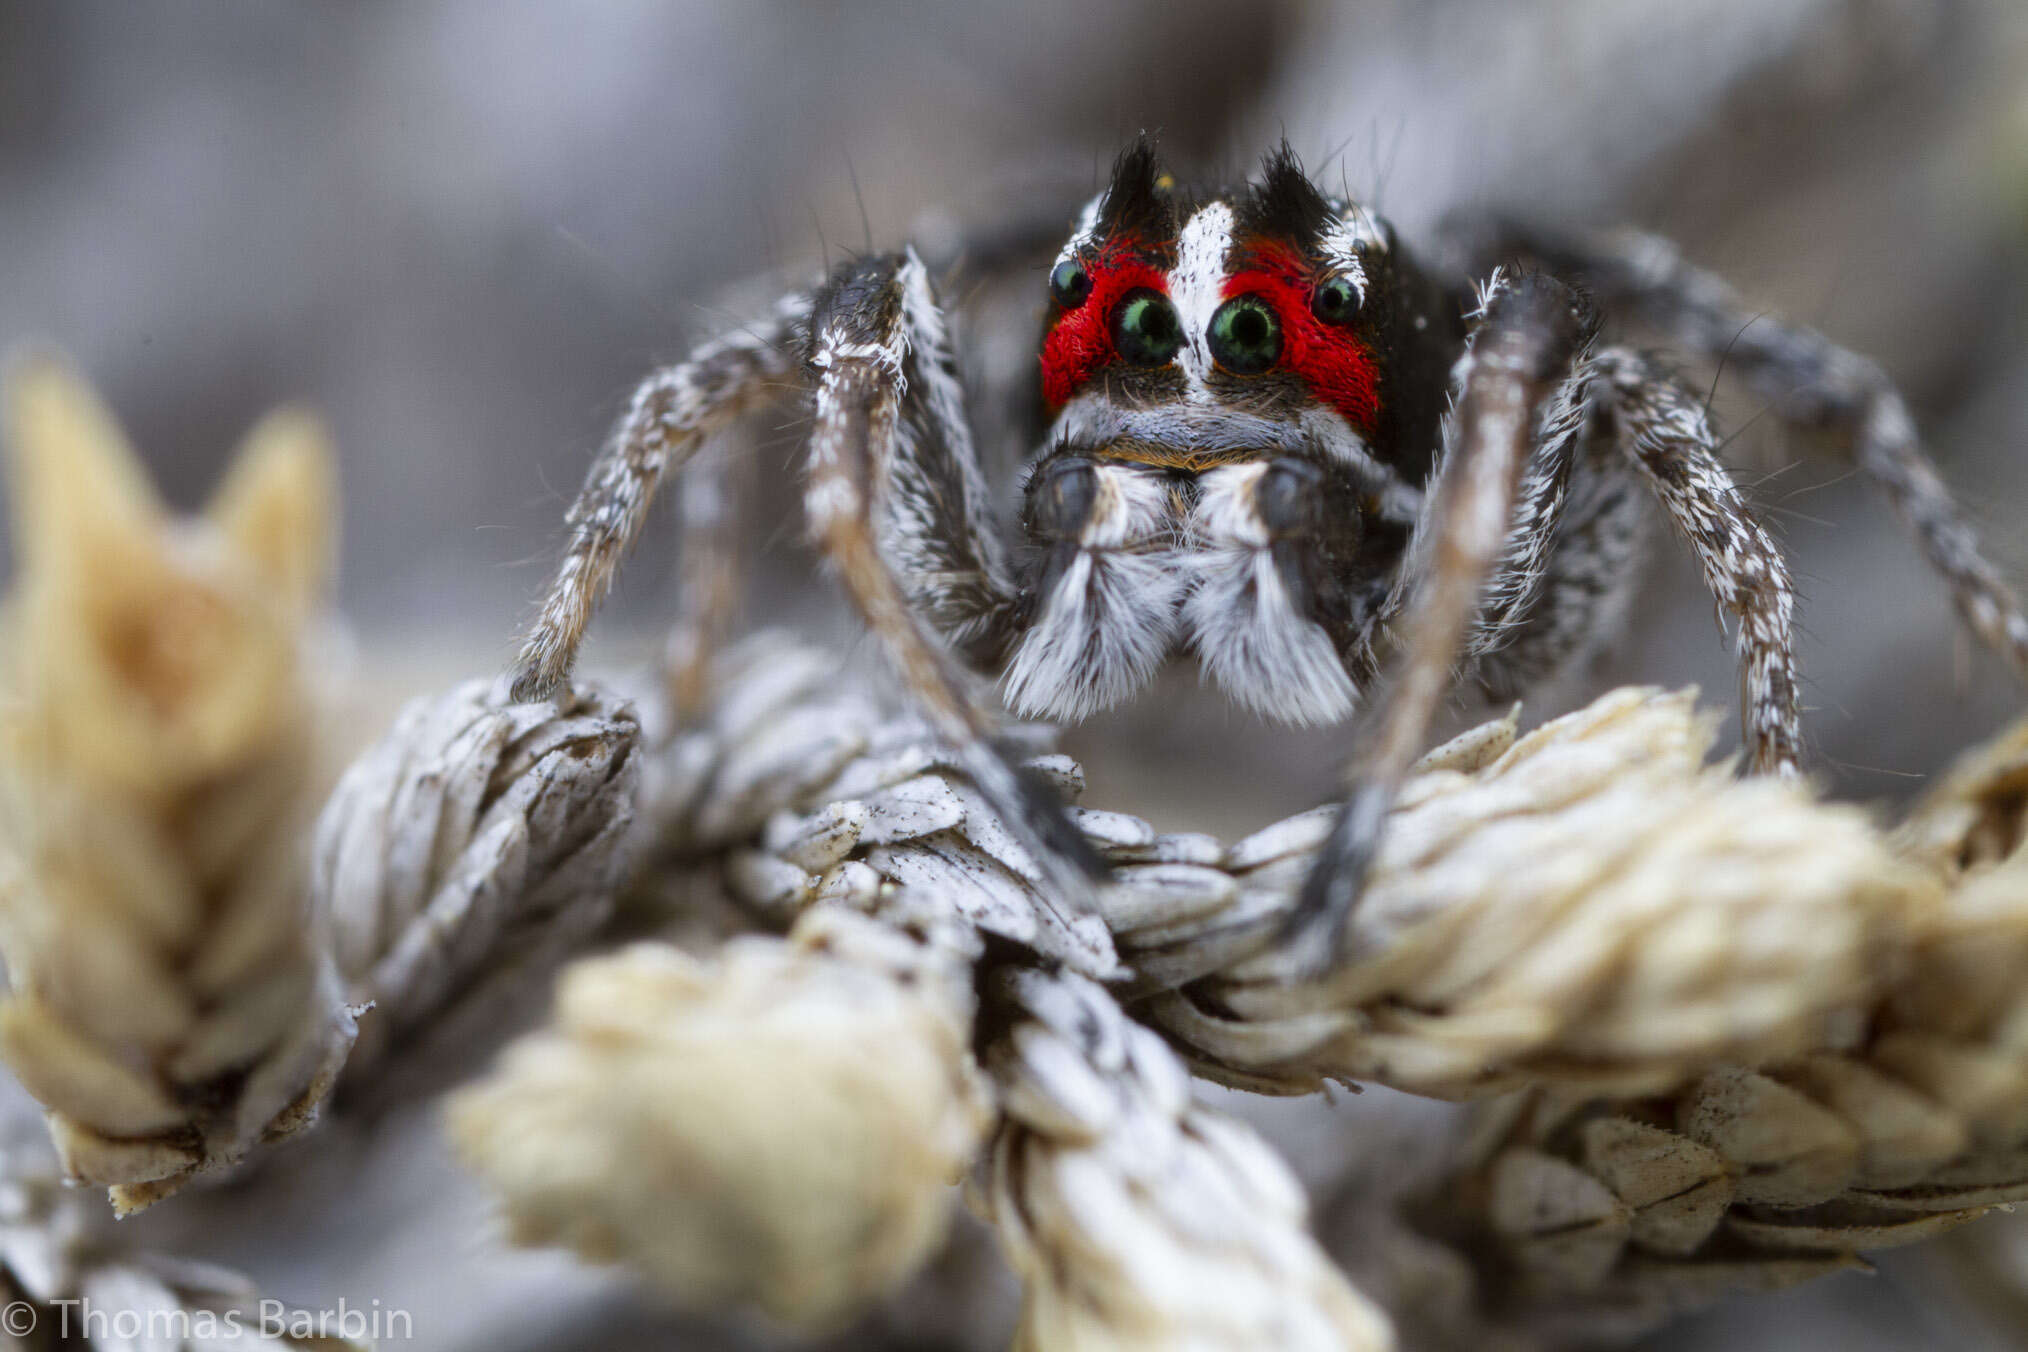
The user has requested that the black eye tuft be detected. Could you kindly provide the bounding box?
[1208,295,1282,374]
[1310,276,1360,325]
[1050,259,1092,310]
[1112,289,1183,366]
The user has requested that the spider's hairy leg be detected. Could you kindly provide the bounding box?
[662,437,749,720]
[1458,350,1594,670]
[510,296,809,702]
[1281,271,1598,973]
[1466,410,1651,702]
[1594,346,1802,775]
[804,251,1108,904]
[860,249,1021,667]
[1476,223,2028,681]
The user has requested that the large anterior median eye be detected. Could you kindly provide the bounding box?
[1207,295,1282,374]
[1111,289,1183,366]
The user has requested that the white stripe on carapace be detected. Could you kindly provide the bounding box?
[1165,201,1236,398]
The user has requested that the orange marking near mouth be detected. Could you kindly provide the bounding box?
[1087,441,1265,473]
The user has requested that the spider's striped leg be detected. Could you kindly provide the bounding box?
[511,295,809,702]
[1463,351,1802,762]
[1472,222,2028,681]
[1280,271,1598,974]
[805,250,1107,905]
[1592,345,1803,775]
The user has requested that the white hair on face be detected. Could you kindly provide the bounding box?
[1317,204,1385,308]
[1317,226,1371,306]
[1001,467,1186,723]
[1165,202,1236,398]
[1183,464,1357,727]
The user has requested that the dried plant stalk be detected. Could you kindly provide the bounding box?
[446,903,992,1330]
[974,966,1395,1351]
[416,631,2023,1345]
[694,665,1926,1101]
[1141,688,1935,1099]
[313,677,640,1097]
[1420,710,2028,1344]
[0,353,355,1214]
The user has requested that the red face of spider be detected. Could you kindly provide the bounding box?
[1005,144,1455,730]
[1037,142,1387,461]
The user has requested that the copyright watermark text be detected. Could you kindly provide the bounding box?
[6,1295,414,1342]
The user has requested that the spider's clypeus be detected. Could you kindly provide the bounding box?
[511,139,2028,973]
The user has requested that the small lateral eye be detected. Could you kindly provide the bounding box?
[1208,295,1282,374]
[1112,288,1183,366]
[1310,275,1360,325]
[1050,258,1092,309]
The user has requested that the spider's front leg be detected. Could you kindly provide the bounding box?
[802,251,1112,909]
[1281,272,1601,973]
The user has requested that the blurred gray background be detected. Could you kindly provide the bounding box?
[4,1,2028,1348]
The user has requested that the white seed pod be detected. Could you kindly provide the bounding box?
[446,905,990,1329]
[0,353,355,1214]
[312,677,640,1093]
[976,969,1396,1352]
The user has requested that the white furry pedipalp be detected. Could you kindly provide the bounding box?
[1184,465,1358,727]
[1001,467,1186,723]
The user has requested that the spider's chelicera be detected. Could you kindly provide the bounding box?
[511,139,2028,972]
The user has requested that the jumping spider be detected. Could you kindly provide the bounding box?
[512,140,2028,972]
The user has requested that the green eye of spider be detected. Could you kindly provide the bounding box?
[1111,289,1183,366]
[1207,295,1282,374]
[1049,258,1092,309]
[1310,276,1359,324]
